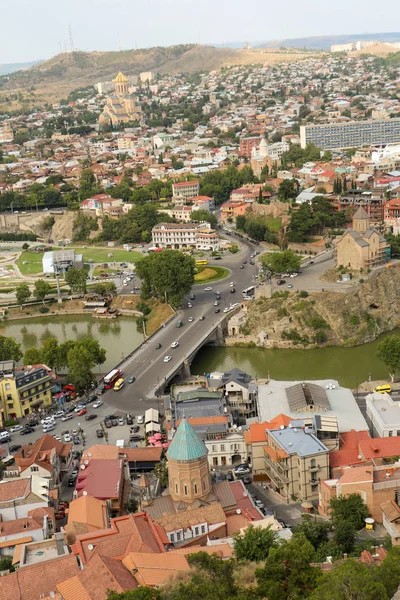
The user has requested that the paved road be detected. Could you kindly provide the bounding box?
[247,482,303,526]
[101,240,259,414]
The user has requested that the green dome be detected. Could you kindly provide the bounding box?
[167,419,207,462]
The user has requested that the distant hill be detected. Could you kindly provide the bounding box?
[0,60,43,76]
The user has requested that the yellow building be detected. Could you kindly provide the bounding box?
[336,206,389,271]
[99,72,142,130]
[0,361,54,423]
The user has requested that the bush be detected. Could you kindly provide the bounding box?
[277,307,289,318]
[314,330,327,344]
[39,306,50,314]
[349,314,360,326]
[4,419,18,427]
[309,316,329,330]
[299,290,309,298]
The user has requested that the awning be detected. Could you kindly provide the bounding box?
[145,422,161,433]
[145,408,159,424]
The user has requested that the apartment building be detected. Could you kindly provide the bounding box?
[0,361,54,422]
[152,222,219,250]
[239,136,262,158]
[172,180,200,199]
[366,392,400,438]
[217,368,258,424]
[16,434,73,485]
[263,420,330,502]
[79,193,123,216]
[300,118,400,150]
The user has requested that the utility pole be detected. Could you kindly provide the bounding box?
[55,269,62,304]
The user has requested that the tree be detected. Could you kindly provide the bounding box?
[377,335,400,382]
[0,555,15,573]
[312,559,388,600]
[278,178,298,202]
[233,524,278,562]
[90,282,117,297]
[260,250,301,275]
[15,283,31,309]
[190,209,217,229]
[287,203,315,242]
[67,345,96,396]
[33,279,51,304]
[107,589,161,600]
[65,268,88,293]
[377,546,400,598]
[23,346,42,366]
[78,337,106,368]
[124,497,138,514]
[79,169,98,200]
[152,460,168,488]
[40,338,61,371]
[292,515,330,550]
[135,251,195,307]
[0,336,22,362]
[329,493,370,530]
[333,519,356,554]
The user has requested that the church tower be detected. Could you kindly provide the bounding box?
[113,72,129,97]
[167,419,211,504]
[352,205,370,234]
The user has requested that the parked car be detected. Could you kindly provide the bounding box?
[118,417,125,426]
[85,414,97,421]
[77,409,87,416]
[73,437,80,445]
[111,418,118,427]
[61,413,73,422]
[104,419,112,429]
[129,434,144,442]
[189,294,195,300]
[63,434,72,443]
[21,426,35,435]
[128,376,136,383]
[234,466,250,475]
[53,411,65,419]
[9,425,23,433]
[93,400,103,409]
[204,287,212,291]
[126,414,133,425]
[55,511,66,520]
[215,308,220,313]
[67,477,76,487]
[130,425,140,433]
[96,429,104,438]
[10,444,22,453]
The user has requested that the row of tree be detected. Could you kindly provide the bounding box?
[287,197,348,242]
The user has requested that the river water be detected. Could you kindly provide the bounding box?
[1,315,398,388]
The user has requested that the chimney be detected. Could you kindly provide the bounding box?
[55,532,65,556]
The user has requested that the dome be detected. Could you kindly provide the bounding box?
[167,419,207,462]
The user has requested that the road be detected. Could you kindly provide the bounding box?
[101,239,260,414]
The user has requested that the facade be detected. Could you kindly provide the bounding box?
[172,180,200,199]
[218,368,258,424]
[42,249,83,275]
[206,431,247,469]
[152,222,219,250]
[0,361,54,422]
[16,434,73,484]
[220,201,247,223]
[366,392,400,438]
[99,72,142,130]
[300,118,400,150]
[239,137,262,158]
[0,122,13,143]
[79,193,123,216]
[336,206,389,271]
[264,420,330,502]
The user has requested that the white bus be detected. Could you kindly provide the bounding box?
[242,286,255,298]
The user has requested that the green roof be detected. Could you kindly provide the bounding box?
[177,390,222,402]
[167,419,207,462]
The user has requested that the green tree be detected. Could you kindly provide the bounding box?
[311,559,388,600]
[0,335,22,362]
[107,589,161,600]
[377,335,400,382]
[287,203,315,242]
[292,515,330,550]
[329,493,370,530]
[78,337,107,368]
[65,268,88,293]
[23,346,42,366]
[33,279,51,304]
[67,345,96,396]
[190,209,217,229]
[260,250,301,274]
[124,497,138,514]
[333,520,356,554]
[0,555,15,573]
[377,546,400,598]
[135,250,195,307]
[79,169,98,200]
[15,283,31,309]
[233,523,278,562]
[41,337,60,371]
[278,178,298,202]
[152,460,169,488]
[90,282,117,297]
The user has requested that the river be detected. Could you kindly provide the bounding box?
[0,315,397,388]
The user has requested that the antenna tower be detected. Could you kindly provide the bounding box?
[68,24,75,53]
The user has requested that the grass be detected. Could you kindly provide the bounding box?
[16,251,44,275]
[69,247,142,264]
[194,266,229,284]
[146,299,174,335]
[92,265,120,276]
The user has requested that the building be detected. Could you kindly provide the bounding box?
[244,415,292,475]
[73,458,126,516]
[0,477,50,520]
[190,195,215,212]
[65,494,109,545]
[172,180,200,199]
[264,419,330,502]
[99,72,142,130]
[140,71,154,83]
[239,137,262,158]
[300,118,400,150]
[42,249,83,275]
[15,433,72,485]
[205,431,247,469]
[152,222,219,250]
[79,193,123,216]
[366,391,400,438]
[0,361,55,422]
[0,122,13,143]
[218,368,258,424]
[336,206,390,271]
[0,510,53,556]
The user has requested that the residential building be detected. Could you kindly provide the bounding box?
[337,190,386,226]
[79,193,124,216]
[153,503,227,545]
[366,391,400,438]
[0,123,13,143]
[73,458,126,516]
[15,433,72,485]
[300,118,400,150]
[16,532,69,568]
[239,136,262,158]
[264,420,330,501]
[152,222,219,250]
[42,249,84,275]
[0,477,50,520]
[0,509,53,556]
[336,206,390,271]
[220,200,247,223]
[218,368,258,424]
[140,71,154,83]
[190,195,215,212]
[172,180,200,199]
[384,198,400,220]
[244,415,292,475]
[99,72,142,129]
[65,494,109,545]
[0,361,55,422]
[206,431,247,469]
[173,389,227,421]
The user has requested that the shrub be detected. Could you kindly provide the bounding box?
[4,419,18,427]
[309,316,329,330]
[314,330,327,344]
[299,290,309,298]
[349,314,360,326]
[39,306,50,314]
[277,307,289,318]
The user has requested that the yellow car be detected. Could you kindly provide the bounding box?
[113,378,125,391]
[374,384,392,394]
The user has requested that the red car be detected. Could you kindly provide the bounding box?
[77,408,87,416]
[55,511,65,520]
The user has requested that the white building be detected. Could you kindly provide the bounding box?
[205,432,247,469]
[152,222,219,251]
[366,392,400,438]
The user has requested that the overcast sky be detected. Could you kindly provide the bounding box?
[2,0,400,63]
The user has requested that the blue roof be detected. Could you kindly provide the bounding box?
[167,419,207,462]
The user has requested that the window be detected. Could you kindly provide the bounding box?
[194,483,198,494]
[30,466,39,472]
[389,431,393,437]
[176,531,181,541]
[202,479,206,491]
[170,533,175,543]
[201,525,206,534]
[194,527,199,536]
[212,445,217,452]
[220,444,225,452]
[5,383,10,390]
[184,484,188,496]
[175,483,178,494]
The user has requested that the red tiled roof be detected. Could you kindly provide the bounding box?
[244,415,291,444]
[229,481,263,520]
[75,459,122,500]
[329,430,370,468]
[359,436,400,459]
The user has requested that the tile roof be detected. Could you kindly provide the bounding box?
[0,478,30,503]
[229,480,264,520]
[57,576,91,600]
[381,500,400,522]
[169,543,233,559]
[75,459,122,500]
[122,552,190,587]
[67,495,108,530]
[120,447,163,462]
[359,436,400,460]
[226,512,253,536]
[154,503,226,534]
[213,480,237,508]
[338,466,373,485]
[244,416,293,445]
[329,430,370,468]
[167,418,207,462]
[16,434,72,473]
[0,514,44,537]
[82,445,119,461]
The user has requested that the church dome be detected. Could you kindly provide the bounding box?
[167,419,207,462]
[113,72,128,83]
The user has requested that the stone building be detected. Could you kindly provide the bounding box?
[99,72,142,130]
[336,206,389,271]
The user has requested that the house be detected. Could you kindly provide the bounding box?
[0,509,54,556]
[366,391,400,437]
[218,368,257,424]
[64,494,109,545]
[220,201,247,223]
[0,477,50,520]
[16,434,72,485]
[244,415,292,475]
[73,459,126,516]
[172,180,200,199]
[79,194,123,217]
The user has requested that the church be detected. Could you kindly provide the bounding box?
[336,206,389,271]
[99,72,142,130]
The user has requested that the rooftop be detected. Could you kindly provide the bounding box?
[268,423,328,457]
[167,418,208,462]
[366,392,400,426]
[75,459,122,500]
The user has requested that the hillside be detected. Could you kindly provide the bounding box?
[0,44,317,108]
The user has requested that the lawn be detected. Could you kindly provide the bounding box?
[16,251,44,275]
[92,265,120,277]
[194,266,229,284]
[70,247,142,264]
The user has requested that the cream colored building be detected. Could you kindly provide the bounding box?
[205,432,247,469]
[99,72,142,130]
[152,222,219,250]
[336,206,389,271]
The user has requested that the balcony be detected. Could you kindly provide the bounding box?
[309,464,320,472]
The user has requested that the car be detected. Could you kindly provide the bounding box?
[42,423,55,433]
[189,294,195,300]
[118,418,125,425]
[67,478,76,487]
[215,290,221,295]
[96,429,104,438]
[230,282,235,287]
[223,307,230,313]
[164,355,172,362]
[254,500,265,508]
[9,444,22,453]
[214,256,222,260]
[77,409,87,416]
[53,435,61,442]
[215,308,220,313]
[58,501,69,509]
[41,417,55,425]
[65,405,76,414]
[21,426,35,435]
[171,342,179,349]
[85,414,97,421]
[130,434,144,442]
[176,320,183,328]
[249,259,255,265]
[73,437,81,444]
[214,301,219,306]
[187,302,192,308]
[155,343,162,350]
[199,316,205,321]
[74,404,85,413]
[130,425,140,433]
[287,284,293,289]
[72,451,81,460]
[111,418,118,427]
[71,429,79,436]
[188,316,194,322]
[230,288,236,293]
[240,265,244,269]
[53,411,65,419]
[104,419,112,429]
[226,471,234,481]
[136,415,144,424]
[234,466,250,475]
[126,414,133,425]
[128,376,136,383]
[87,395,97,404]
[63,434,72,442]
[277,279,286,285]
[93,400,103,409]
[290,273,298,278]
[204,287,212,291]
[243,260,247,264]
[61,413,73,422]
[216,294,221,300]
[55,511,66,520]
[99,386,106,395]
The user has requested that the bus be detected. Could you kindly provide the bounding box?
[104,369,122,389]
[113,378,125,391]
[195,260,208,266]
[242,286,255,298]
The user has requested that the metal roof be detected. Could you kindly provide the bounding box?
[167,419,208,462]
[286,382,330,412]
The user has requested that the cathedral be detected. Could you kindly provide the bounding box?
[99,72,142,130]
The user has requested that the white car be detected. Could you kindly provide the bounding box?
[118,418,125,426]
[41,417,55,425]
[171,341,179,348]
[188,316,194,322]
[71,429,79,436]
[214,301,219,306]
[74,404,85,413]
[136,415,144,424]
[61,414,73,422]
[187,302,192,308]
[53,435,61,442]
[93,400,103,409]
[164,355,172,363]
[230,282,235,287]
[9,425,23,433]
[204,287,212,291]
[290,273,298,278]
[43,423,55,433]
[53,411,65,419]
[63,434,72,443]
[223,307,230,313]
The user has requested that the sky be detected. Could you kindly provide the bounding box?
[2,0,400,63]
